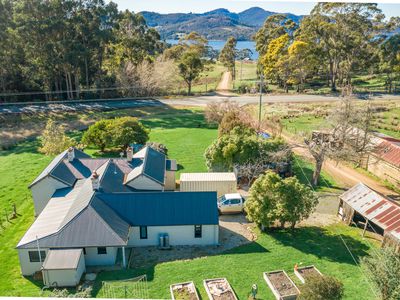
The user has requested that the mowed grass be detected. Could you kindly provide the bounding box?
[0,108,217,296]
[94,225,379,300]
[0,107,379,298]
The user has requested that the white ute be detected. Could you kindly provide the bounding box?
[217,193,245,214]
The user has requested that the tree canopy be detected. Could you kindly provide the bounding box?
[245,171,318,229]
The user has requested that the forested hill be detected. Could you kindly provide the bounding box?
[140,7,303,40]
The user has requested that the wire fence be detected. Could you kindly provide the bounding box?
[100,275,149,299]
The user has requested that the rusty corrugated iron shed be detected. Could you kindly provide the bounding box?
[340,183,400,241]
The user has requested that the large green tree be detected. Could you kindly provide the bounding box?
[219,37,237,79]
[82,119,113,152]
[299,3,387,91]
[178,50,204,95]
[245,171,318,229]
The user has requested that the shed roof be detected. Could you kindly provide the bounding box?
[340,183,400,238]
[373,140,400,168]
[97,191,219,226]
[180,172,237,182]
[42,249,83,270]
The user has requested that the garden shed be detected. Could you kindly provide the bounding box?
[338,183,400,252]
[42,249,85,287]
[179,172,237,196]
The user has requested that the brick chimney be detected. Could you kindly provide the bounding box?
[91,171,100,191]
[67,147,75,162]
[126,146,133,161]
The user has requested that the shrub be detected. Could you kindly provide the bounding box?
[299,275,344,300]
[111,117,149,149]
[361,246,400,300]
[39,119,76,155]
[218,111,254,136]
[82,119,113,152]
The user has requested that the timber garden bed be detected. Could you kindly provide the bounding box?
[294,265,323,284]
[263,270,300,300]
[203,278,238,300]
[170,281,199,300]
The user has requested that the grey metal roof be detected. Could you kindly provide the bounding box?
[19,203,129,249]
[18,160,130,249]
[42,249,83,270]
[50,161,77,186]
[29,148,91,188]
[29,150,68,187]
[97,191,219,226]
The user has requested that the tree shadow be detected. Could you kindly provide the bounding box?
[292,158,342,191]
[268,226,370,265]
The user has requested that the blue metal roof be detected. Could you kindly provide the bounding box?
[97,191,218,226]
[143,147,166,184]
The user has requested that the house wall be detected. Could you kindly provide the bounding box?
[30,177,68,216]
[127,175,163,191]
[18,248,49,276]
[83,247,118,266]
[180,179,236,197]
[43,254,85,287]
[366,154,400,188]
[128,225,219,247]
[165,170,176,191]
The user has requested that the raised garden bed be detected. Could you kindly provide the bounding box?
[170,281,199,300]
[263,270,300,300]
[294,265,323,284]
[203,278,238,300]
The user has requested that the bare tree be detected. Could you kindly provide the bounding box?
[118,57,180,96]
[204,99,241,124]
[305,85,375,186]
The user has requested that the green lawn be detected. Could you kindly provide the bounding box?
[0,108,379,298]
[94,225,379,300]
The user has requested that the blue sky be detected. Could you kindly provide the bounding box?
[111,1,400,18]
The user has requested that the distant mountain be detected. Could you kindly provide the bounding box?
[140,7,303,41]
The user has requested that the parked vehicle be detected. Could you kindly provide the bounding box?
[218,193,245,214]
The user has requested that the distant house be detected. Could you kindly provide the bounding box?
[338,183,400,253]
[363,134,400,188]
[17,146,219,281]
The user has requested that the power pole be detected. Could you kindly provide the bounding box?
[258,74,264,130]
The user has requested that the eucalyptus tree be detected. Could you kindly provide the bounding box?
[299,3,388,91]
[219,37,237,79]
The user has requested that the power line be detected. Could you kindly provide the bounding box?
[292,155,379,298]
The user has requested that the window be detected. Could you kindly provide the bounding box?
[230,199,241,205]
[28,250,46,262]
[83,248,86,255]
[140,226,148,239]
[97,247,107,255]
[194,225,202,238]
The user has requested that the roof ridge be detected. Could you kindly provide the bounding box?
[88,202,128,244]
[29,149,69,188]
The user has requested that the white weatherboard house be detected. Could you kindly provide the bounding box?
[17,146,219,286]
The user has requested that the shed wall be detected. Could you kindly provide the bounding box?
[366,154,400,187]
[43,253,85,287]
[180,180,236,197]
[128,225,219,246]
